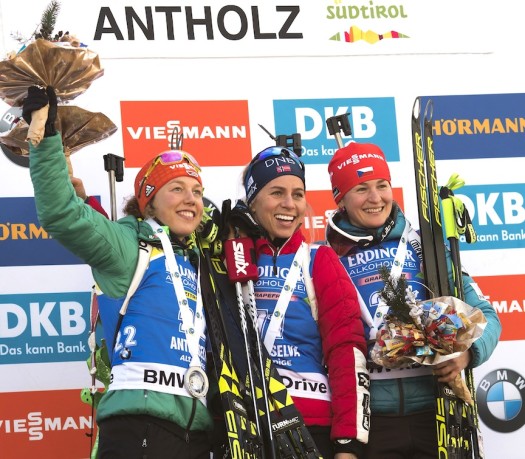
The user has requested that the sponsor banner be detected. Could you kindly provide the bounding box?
[0,389,94,459]
[120,100,252,168]
[451,183,525,250]
[420,93,525,160]
[0,197,91,267]
[304,188,404,243]
[475,274,525,342]
[477,367,525,434]
[273,97,399,165]
[0,1,490,60]
[0,107,28,168]
[473,341,525,458]
[0,362,96,393]
[0,292,91,364]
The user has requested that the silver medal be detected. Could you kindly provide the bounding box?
[184,366,209,398]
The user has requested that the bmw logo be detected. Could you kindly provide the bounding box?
[477,368,525,433]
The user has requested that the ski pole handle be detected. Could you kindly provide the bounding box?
[103,154,125,222]
[224,238,259,283]
[103,154,125,181]
[326,113,352,149]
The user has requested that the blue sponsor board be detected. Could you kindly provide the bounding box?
[0,197,101,267]
[420,94,525,160]
[0,292,91,364]
[450,183,525,250]
[273,97,399,164]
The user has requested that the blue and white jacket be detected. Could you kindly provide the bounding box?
[326,204,502,415]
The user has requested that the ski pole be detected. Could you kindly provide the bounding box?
[440,175,483,459]
[326,113,352,149]
[197,237,263,459]
[224,236,276,458]
[234,281,268,455]
[242,279,323,458]
[258,124,303,156]
[103,154,125,221]
[243,280,277,454]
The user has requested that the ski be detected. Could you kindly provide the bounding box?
[197,201,323,459]
[411,96,483,458]
[440,175,484,458]
[197,227,264,458]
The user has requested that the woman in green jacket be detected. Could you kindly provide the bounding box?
[25,86,214,458]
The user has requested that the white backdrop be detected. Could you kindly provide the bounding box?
[1,1,524,458]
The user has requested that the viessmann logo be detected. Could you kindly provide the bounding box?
[475,274,525,342]
[120,100,252,168]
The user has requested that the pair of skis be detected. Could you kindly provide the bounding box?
[197,201,322,459]
[411,96,483,458]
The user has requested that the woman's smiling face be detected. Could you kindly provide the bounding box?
[250,175,306,241]
[340,178,393,229]
[152,176,204,239]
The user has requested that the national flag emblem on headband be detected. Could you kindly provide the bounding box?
[357,166,374,178]
[277,165,291,173]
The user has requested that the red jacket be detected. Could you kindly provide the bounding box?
[255,230,369,443]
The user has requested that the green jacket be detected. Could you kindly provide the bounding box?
[29,134,213,432]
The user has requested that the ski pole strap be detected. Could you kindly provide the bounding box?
[440,174,477,244]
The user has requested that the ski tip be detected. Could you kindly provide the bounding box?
[423,98,434,121]
[412,97,422,119]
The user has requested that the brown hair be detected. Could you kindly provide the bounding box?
[123,195,155,219]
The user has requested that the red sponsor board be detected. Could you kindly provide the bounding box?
[303,188,405,243]
[0,389,95,459]
[475,274,525,341]
[120,100,252,167]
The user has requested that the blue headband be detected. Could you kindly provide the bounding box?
[244,147,306,205]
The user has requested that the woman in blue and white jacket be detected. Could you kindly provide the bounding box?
[325,141,501,459]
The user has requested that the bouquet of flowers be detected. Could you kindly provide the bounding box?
[370,266,487,404]
[0,1,115,171]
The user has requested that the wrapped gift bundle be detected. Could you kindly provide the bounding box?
[371,267,487,404]
[0,5,116,171]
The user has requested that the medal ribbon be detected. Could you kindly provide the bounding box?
[147,219,205,369]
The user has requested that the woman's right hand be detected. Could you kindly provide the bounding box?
[71,176,87,200]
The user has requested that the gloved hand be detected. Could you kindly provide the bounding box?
[220,199,262,240]
[199,197,221,243]
[22,85,57,137]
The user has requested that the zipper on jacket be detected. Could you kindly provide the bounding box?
[270,241,286,275]
[141,422,150,458]
[184,397,197,442]
[397,379,405,416]
[272,252,278,275]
